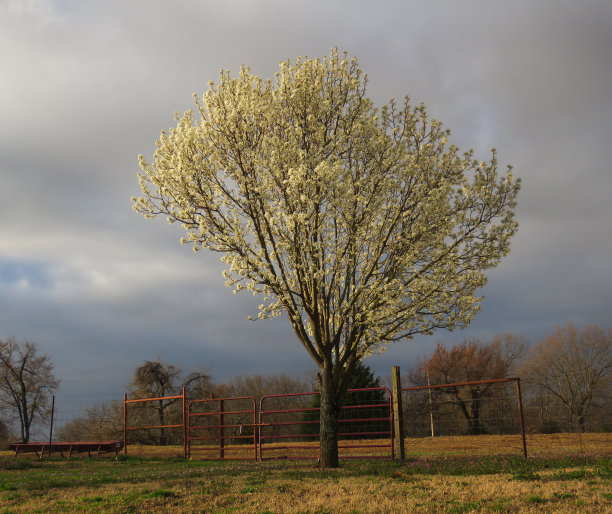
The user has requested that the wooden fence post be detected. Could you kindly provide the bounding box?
[515,378,528,458]
[392,366,405,460]
[48,395,55,459]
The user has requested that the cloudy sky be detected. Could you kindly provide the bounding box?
[1,0,611,412]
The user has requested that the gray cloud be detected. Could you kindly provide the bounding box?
[1,0,611,413]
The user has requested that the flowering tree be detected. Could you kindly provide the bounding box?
[133,49,520,467]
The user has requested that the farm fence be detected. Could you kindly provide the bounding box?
[123,388,187,457]
[21,370,612,460]
[120,380,529,460]
[392,372,528,458]
[122,387,393,461]
[187,396,257,460]
[259,387,393,460]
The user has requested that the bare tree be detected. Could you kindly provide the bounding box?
[0,338,60,443]
[129,359,210,444]
[215,372,312,403]
[409,335,526,434]
[520,323,611,431]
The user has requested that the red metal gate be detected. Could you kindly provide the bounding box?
[259,387,393,461]
[123,388,186,457]
[187,396,257,460]
[122,387,394,461]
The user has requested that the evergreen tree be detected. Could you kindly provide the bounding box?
[301,362,390,440]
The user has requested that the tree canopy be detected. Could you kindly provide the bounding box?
[133,48,520,466]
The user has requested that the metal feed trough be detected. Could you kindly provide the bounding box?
[9,441,124,458]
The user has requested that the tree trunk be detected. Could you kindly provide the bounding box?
[20,397,30,443]
[22,414,30,443]
[318,359,340,468]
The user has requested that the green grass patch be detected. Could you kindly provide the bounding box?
[81,495,106,503]
[551,492,576,500]
[447,499,485,513]
[239,475,268,494]
[552,469,592,480]
[489,497,512,511]
[0,458,38,471]
[525,494,547,504]
[0,455,225,493]
[511,469,540,481]
[144,488,178,499]
[595,458,612,478]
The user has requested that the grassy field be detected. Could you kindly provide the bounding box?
[1,434,610,513]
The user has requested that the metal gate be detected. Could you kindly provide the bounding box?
[123,389,187,457]
[123,387,394,461]
[259,387,393,460]
[187,396,257,460]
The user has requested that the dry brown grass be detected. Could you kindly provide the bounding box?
[1,433,610,513]
[1,432,609,461]
[121,432,612,460]
[405,432,612,458]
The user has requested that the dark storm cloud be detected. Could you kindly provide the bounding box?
[1,0,610,410]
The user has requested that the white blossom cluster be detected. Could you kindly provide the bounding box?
[133,48,520,379]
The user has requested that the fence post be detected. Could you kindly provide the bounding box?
[47,395,55,459]
[392,366,405,460]
[219,398,225,459]
[182,388,187,459]
[427,372,435,437]
[123,393,128,456]
[258,397,263,462]
[515,378,528,458]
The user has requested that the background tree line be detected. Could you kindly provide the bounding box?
[57,362,316,446]
[403,324,611,436]
[1,322,610,448]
